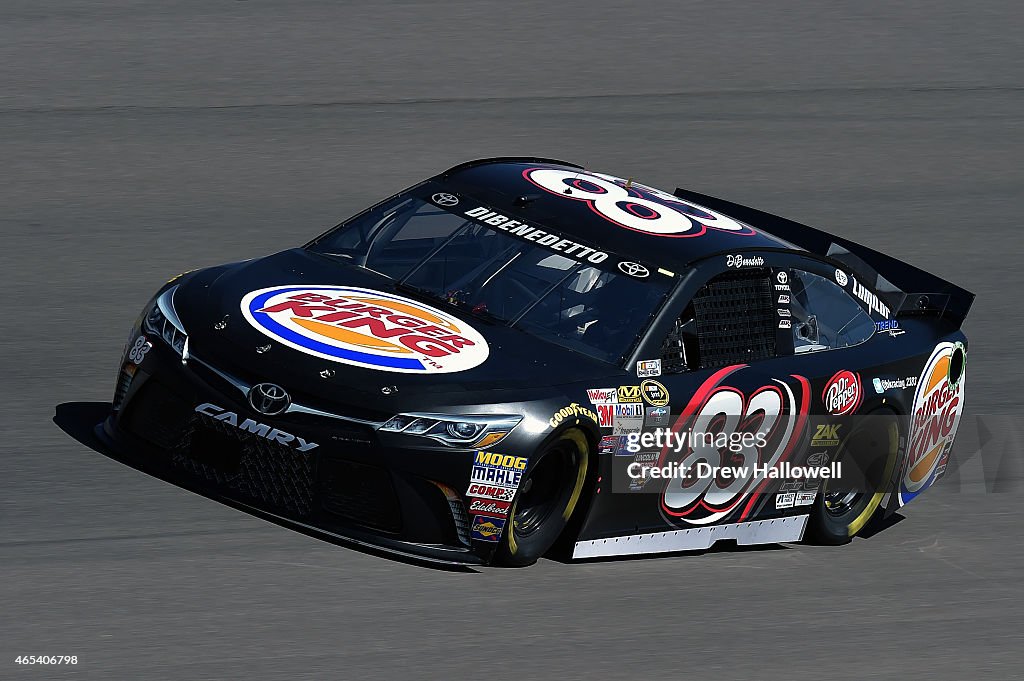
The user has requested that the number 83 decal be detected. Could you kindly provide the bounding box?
[523,167,757,238]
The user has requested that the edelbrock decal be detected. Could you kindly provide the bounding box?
[241,286,489,374]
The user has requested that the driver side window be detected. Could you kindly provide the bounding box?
[788,269,874,353]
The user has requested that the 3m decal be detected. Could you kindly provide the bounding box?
[522,168,756,238]
[660,365,810,525]
[470,515,506,542]
[822,370,863,416]
[899,342,966,504]
[241,286,489,373]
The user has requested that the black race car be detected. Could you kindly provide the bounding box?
[100,157,972,566]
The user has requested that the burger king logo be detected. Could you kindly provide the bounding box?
[240,285,489,373]
[822,370,862,416]
[900,342,966,504]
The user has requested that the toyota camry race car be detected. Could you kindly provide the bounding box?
[100,157,972,566]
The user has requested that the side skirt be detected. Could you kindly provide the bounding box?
[572,515,809,560]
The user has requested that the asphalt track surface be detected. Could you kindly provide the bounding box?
[3,2,1023,679]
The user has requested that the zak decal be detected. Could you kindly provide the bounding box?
[822,370,863,416]
[660,365,810,526]
[899,342,966,505]
[240,286,489,373]
[522,168,757,238]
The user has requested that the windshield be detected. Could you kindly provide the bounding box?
[308,189,673,364]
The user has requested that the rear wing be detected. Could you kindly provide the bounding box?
[673,187,974,329]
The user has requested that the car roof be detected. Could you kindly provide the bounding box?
[433,157,799,271]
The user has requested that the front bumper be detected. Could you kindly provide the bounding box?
[103,338,495,566]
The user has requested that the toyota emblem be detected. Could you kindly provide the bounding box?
[617,261,649,278]
[431,193,460,207]
[248,382,291,416]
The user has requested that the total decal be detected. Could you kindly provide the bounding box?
[659,365,810,526]
[822,370,863,416]
[899,342,966,505]
[240,286,489,373]
[521,167,758,238]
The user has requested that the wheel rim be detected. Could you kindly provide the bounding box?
[824,489,862,516]
[512,443,578,539]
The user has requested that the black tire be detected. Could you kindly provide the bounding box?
[806,409,900,545]
[493,429,590,567]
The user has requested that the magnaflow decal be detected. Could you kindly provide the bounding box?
[241,286,489,373]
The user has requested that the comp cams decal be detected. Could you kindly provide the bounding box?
[522,168,757,238]
[899,342,966,505]
[240,286,489,374]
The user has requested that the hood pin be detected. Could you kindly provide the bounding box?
[256,344,271,354]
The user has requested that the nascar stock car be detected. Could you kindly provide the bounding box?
[100,157,971,566]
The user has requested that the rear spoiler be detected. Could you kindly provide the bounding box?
[673,187,975,329]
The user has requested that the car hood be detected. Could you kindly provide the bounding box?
[175,248,624,413]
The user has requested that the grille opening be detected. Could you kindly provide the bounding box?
[187,426,244,476]
[691,269,776,369]
[319,457,402,533]
[661,269,777,372]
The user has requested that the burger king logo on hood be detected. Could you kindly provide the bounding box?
[241,285,489,373]
[900,341,966,504]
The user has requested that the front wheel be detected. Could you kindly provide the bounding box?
[492,429,589,567]
[806,409,900,545]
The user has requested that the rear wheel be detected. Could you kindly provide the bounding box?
[806,410,900,545]
[493,429,589,567]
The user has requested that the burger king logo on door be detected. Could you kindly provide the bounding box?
[899,341,966,504]
[241,285,489,373]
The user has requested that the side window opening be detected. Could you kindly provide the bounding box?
[789,270,874,353]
